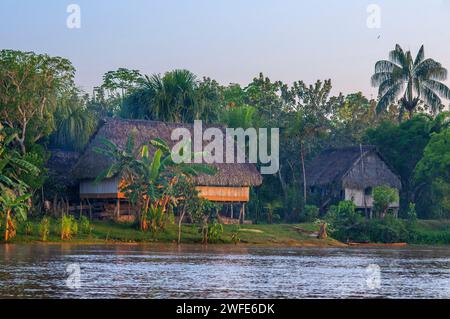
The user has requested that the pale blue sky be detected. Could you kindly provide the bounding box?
[1,0,450,99]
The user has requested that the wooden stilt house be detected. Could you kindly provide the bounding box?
[306,145,401,216]
[70,118,263,222]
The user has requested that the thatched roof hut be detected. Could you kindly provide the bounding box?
[71,118,262,203]
[306,145,401,189]
[72,118,262,186]
[306,145,401,211]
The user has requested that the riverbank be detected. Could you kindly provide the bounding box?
[4,219,450,246]
[5,221,345,247]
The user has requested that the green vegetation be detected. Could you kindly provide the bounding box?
[371,44,450,118]
[1,44,450,245]
[95,135,216,239]
[373,185,400,218]
[7,219,342,246]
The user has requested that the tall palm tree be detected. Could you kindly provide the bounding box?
[371,44,450,119]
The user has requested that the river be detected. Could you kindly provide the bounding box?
[1,244,449,298]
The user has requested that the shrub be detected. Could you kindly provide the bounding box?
[61,215,74,240]
[23,221,33,236]
[325,200,366,242]
[326,200,360,227]
[39,217,50,241]
[301,205,319,223]
[367,216,408,243]
[71,217,78,237]
[79,215,92,235]
[373,185,399,218]
[207,220,223,243]
[406,202,417,222]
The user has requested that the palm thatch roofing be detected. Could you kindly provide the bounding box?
[46,149,80,187]
[71,118,263,187]
[305,145,401,189]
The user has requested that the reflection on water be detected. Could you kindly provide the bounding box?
[1,244,450,298]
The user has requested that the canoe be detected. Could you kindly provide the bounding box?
[346,242,407,247]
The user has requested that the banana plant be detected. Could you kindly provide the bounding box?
[95,134,216,231]
[0,127,39,189]
[0,126,39,241]
[0,186,31,241]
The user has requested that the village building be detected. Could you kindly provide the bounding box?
[69,118,262,223]
[305,145,401,217]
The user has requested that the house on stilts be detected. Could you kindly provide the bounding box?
[305,145,401,217]
[70,118,263,223]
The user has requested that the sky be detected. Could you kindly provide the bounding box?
[1,0,450,99]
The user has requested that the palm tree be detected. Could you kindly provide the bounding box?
[371,44,450,119]
[142,69,198,122]
[221,105,257,129]
[53,92,97,151]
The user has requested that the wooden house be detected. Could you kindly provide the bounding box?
[70,118,262,222]
[305,145,401,217]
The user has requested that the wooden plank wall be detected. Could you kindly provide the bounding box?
[196,186,249,202]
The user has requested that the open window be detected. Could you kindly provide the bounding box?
[364,187,372,196]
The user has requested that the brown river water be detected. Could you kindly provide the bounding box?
[1,244,450,298]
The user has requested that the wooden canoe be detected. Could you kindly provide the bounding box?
[346,242,408,247]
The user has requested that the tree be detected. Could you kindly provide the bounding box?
[52,90,97,151]
[221,105,258,129]
[372,185,399,218]
[143,69,198,122]
[245,73,284,125]
[365,114,449,216]
[88,86,120,118]
[414,127,450,218]
[371,44,450,119]
[284,80,344,204]
[101,68,142,112]
[330,92,399,146]
[173,179,199,245]
[365,116,432,213]
[0,50,75,154]
[194,77,224,123]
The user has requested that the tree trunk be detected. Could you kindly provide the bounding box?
[177,207,186,245]
[317,223,327,239]
[277,166,289,219]
[5,210,10,241]
[300,143,307,205]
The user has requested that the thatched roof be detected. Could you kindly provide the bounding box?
[305,145,401,189]
[71,118,262,187]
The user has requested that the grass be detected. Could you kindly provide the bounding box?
[4,219,344,246]
[7,218,450,246]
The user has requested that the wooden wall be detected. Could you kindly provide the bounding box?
[80,178,250,203]
[196,186,250,202]
[344,187,399,208]
[80,177,125,199]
